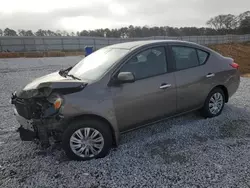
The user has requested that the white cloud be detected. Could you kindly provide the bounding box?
[0,0,249,31]
[108,3,127,16]
[0,0,111,13]
[60,16,131,31]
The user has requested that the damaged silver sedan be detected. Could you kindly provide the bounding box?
[11,40,240,161]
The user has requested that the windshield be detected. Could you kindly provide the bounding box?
[68,48,129,81]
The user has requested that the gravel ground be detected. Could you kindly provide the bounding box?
[1,57,250,188]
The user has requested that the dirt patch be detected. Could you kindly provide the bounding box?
[192,119,250,143]
[219,119,250,139]
[160,152,188,164]
[149,139,188,164]
[242,73,250,78]
[192,134,208,143]
[149,123,173,136]
[226,140,247,148]
[148,138,176,150]
[209,43,250,75]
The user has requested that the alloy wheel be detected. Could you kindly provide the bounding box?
[209,92,224,115]
[69,128,104,158]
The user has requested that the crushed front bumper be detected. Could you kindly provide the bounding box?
[14,107,51,147]
[18,127,37,141]
[14,108,37,141]
[14,107,34,132]
[11,92,65,147]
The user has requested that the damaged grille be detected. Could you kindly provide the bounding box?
[12,91,56,120]
[15,98,33,119]
[13,96,51,120]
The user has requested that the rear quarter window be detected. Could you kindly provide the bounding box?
[197,50,209,65]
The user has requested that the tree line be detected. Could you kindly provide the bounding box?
[0,11,249,38]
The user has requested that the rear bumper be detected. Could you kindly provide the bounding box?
[227,71,240,99]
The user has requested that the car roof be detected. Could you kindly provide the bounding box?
[107,40,205,50]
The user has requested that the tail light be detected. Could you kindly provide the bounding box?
[230,62,239,69]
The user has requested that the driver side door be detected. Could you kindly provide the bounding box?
[110,46,177,132]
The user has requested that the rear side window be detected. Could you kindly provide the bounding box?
[171,46,199,70]
[197,50,209,65]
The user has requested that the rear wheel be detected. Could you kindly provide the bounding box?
[62,119,112,161]
[201,88,225,118]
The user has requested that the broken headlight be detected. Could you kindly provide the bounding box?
[47,93,63,110]
[42,93,64,118]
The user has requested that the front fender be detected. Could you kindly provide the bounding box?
[61,91,120,145]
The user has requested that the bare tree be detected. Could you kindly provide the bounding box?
[223,14,237,29]
[61,30,69,36]
[0,29,3,36]
[25,30,34,36]
[238,11,250,22]
[206,14,237,30]
[35,29,47,36]
[55,30,62,36]
[4,28,18,36]
[79,30,89,36]
[18,29,26,36]
[239,16,250,34]
[46,30,57,36]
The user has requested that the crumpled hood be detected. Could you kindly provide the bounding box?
[23,71,67,90]
[16,71,87,99]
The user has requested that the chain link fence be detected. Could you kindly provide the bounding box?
[0,34,250,52]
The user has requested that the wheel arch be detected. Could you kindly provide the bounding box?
[201,84,228,118]
[212,85,229,103]
[64,114,119,147]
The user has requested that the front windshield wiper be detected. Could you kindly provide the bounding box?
[59,66,81,80]
[66,74,81,80]
[59,66,72,77]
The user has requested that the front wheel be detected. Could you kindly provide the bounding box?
[201,88,225,118]
[62,119,113,161]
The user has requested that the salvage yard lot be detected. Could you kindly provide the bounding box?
[1,57,250,188]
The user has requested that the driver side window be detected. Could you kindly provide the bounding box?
[120,47,167,80]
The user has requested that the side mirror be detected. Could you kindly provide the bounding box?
[117,72,135,83]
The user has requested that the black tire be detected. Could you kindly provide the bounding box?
[201,87,225,118]
[62,119,113,161]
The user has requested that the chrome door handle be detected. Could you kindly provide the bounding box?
[206,73,215,78]
[160,84,171,89]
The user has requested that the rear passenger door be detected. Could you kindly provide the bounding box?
[169,44,211,113]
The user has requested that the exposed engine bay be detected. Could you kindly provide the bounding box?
[11,92,65,147]
[11,73,87,148]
